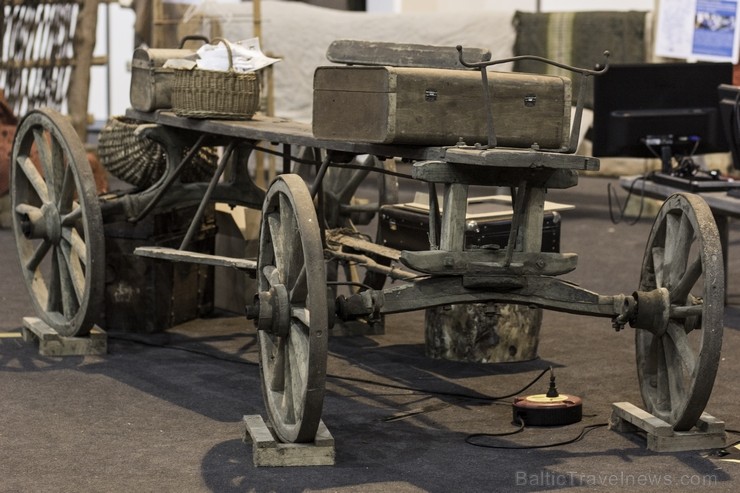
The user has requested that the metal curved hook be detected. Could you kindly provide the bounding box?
[456,45,611,76]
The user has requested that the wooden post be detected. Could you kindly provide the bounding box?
[68,0,100,142]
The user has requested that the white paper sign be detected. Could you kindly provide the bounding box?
[655,0,740,63]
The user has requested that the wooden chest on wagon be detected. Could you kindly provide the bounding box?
[312,66,572,148]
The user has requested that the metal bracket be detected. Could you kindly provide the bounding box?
[456,46,610,153]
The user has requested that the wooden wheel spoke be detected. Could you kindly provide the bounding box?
[15,203,41,217]
[287,322,310,417]
[17,155,49,203]
[266,211,284,277]
[291,306,311,327]
[654,337,670,409]
[262,265,281,288]
[670,256,702,304]
[662,335,688,412]
[644,334,659,378]
[59,240,85,303]
[56,246,80,318]
[61,203,82,227]
[289,265,308,303]
[61,227,88,267]
[665,323,698,377]
[47,247,62,314]
[670,303,703,320]
[280,359,296,423]
[651,246,665,288]
[49,137,66,200]
[278,194,302,287]
[33,127,64,203]
[268,336,287,392]
[25,239,53,273]
[664,214,692,289]
[57,164,76,213]
[32,127,51,170]
[267,202,302,285]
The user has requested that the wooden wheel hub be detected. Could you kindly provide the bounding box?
[20,203,63,244]
[252,284,291,337]
[631,287,670,337]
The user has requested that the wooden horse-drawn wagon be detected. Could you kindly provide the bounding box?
[7,42,724,449]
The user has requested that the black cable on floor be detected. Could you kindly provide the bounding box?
[107,334,551,403]
[108,334,739,452]
[606,172,650,225]
[465,421,609,450]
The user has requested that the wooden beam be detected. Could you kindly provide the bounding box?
[68,0,99,140]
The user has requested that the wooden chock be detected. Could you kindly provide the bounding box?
[242,415,335,467]
[609,402,726,452]
[21,317,107,357]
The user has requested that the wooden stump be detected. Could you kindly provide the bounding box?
[425,303,542,363]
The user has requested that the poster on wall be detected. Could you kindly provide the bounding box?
[655,0,740,62]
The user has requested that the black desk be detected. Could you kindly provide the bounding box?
[620,175,740,301]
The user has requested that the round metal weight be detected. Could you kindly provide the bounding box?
[425,303,542,363]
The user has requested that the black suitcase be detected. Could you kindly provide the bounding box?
[378,203,561,253]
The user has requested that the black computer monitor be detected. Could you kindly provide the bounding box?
[592,62,733,171]
[718,83,740,169]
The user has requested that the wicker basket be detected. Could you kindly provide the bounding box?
[172,38,260,120]
[97,116,218,189]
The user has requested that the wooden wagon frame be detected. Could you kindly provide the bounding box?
[7,43,725,446]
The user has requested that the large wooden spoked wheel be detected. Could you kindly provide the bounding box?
[10,108,104,337]
[635,193,724,430]
[256,174,329,443]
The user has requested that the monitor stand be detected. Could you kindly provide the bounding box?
[646,138,740,193]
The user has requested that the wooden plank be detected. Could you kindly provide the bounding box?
[326,229,401,260]
[68,0,100,141]
[610,402,727,452]
[519,185,545,253]
[611,402,673,436]
[443,147,600,170]
[649,431,726,453]
[125,109,447,162]
[400,250,578,276]
[22,317,107,357]
[697,413,726,433]
[326,40,491,69]
[439,183,468,252]
[134,246,257,271]
[412,161,580,189]
[243,415,278,449]
[242,415,335,467]
[0,55,107,70]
